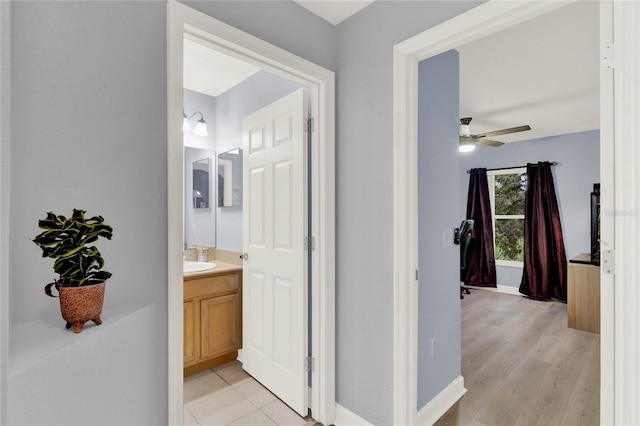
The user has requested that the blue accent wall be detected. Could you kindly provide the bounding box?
[459,130,600,287]
[417,50,461,408]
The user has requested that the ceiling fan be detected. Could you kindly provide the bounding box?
[458,117,531,152]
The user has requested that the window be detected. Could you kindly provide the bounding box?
[488,168,526,267]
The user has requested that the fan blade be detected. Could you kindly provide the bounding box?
[477,139,504,147]
[474,125,531,138]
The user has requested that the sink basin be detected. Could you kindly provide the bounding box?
[183,261,217,273]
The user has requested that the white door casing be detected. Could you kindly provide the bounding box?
[242,88,308,415]
[392,1,626,424]
[167,3,336,425]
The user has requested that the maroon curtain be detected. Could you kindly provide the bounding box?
[519,162,567,301]
[463,168,497,287]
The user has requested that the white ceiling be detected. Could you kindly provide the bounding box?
[183,39,260,98]
[183,1,599,146]
[457,1,600,144]
[293,0,374,25]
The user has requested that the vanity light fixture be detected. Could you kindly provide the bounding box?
[183,110,208,136]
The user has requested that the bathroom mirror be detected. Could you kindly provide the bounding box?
[184,147,216,249]
[218,148,242,208]
[193,157,210,209]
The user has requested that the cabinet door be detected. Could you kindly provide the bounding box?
[201,293,240,359]
[184,300,198,366]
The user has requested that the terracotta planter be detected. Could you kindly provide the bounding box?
[56,282,106,333]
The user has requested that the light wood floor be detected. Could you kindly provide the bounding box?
[435,288,600,426]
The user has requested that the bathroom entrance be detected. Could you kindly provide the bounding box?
[167,3,336,425]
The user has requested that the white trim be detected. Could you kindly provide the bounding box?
[334,403,373,426]
[598,1,614,424]
[465,284,521,297]
[391,1,625,424]
[495,259,524,268]
[610,2,640,424]
[414,376,466,426]
[487,167,526,268]
[392,42,419,426]
[167,3,335,425]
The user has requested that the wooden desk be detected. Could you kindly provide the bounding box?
[567,257,600,334]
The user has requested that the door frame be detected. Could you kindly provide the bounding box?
[167,3,336,425]
[393,0,640,424]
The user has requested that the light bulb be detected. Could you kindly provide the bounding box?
[459,144,475,153]
[194,119,208,136]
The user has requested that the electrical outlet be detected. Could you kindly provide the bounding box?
[443,229,453,247]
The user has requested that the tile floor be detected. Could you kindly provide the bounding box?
[184,360,320,426]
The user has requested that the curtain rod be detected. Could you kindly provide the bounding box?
[466,161,559,174]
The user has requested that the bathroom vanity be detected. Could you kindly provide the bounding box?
[183,261,242,376]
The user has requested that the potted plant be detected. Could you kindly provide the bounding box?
[33,209,113,333]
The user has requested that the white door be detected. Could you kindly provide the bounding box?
[242,88,308,415]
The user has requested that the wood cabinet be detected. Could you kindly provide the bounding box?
[184,270,242,376]
[567,260,600,334]
[183,300,198,365]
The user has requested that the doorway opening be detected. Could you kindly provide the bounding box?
[393,1,615,425]
[167,3,336,425]
[439,3,600,424]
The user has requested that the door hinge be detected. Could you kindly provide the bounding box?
[305,236,315,251]
[602,249,614,275]
[602,44,615,70]
[304,356,315,372]
[415,269,419,281]
[304,118,315,133]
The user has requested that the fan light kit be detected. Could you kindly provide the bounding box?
[458,117,531,152]
[459,140,475,152]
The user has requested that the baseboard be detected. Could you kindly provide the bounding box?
[496,285,521,296]
[334,403,373,426]
[466,284,521,296]
[415,375,466,426]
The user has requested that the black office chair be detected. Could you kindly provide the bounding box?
[455,219,474,300]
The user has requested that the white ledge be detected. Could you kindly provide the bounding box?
[9,301,150,376]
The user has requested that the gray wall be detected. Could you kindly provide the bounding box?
[417,51,462,408]
[335,2,481,423]
[184,89,217,249]
[0,1,11,423]
[215,70,302,251]
[181,1,337,72]
[2,0,492,424]
[459,130,600,287]
[8,1,167,424]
